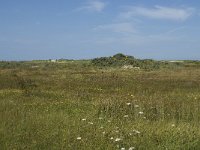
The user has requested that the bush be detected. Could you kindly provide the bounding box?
[91,53,164,70]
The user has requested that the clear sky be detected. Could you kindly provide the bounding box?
[0,0,200,60]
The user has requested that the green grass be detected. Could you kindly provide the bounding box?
[0,61,200,150]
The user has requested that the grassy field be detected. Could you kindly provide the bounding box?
[0,60,200,150]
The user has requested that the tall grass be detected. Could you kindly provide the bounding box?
[0,61,200,149]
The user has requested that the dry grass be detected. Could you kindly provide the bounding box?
[0,61,200,149]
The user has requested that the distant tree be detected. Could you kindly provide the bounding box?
[113,53,127,60]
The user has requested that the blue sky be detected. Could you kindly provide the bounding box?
[0,0,200,60]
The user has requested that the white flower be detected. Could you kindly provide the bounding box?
[136,131,140,134]
[134,105,139,108]
[121,148,125,150]
[82,118,86,121]
[77,137,81,140]
[108,120,111,123]
[171,124,175,127]
[100,126,104,129]
[139,111,144,115]
[129,147,135,150]
[126,102,131,106]
[115,138,121,142]
[102,131,106,134]
[124,115,129,118]
[133,129,140,134]
[110,137,114,140]
[88,122,93,125]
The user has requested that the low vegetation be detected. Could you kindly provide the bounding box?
[91,53,186,70]
[0,55,200,149]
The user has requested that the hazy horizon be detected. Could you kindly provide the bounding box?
[1,0,200,60]
[1,52,200,61]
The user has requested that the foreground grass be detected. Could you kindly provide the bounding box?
[0,61,200,149]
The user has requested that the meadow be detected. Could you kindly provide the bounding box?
[0,59,200,150]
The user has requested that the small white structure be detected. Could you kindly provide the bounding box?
[122,65,140,70]
[50,59,56,62]
[133,67,140,70]
[122,65,134,69]
[31,65,39,68]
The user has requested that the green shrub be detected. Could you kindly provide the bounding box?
[91,53,166,70]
